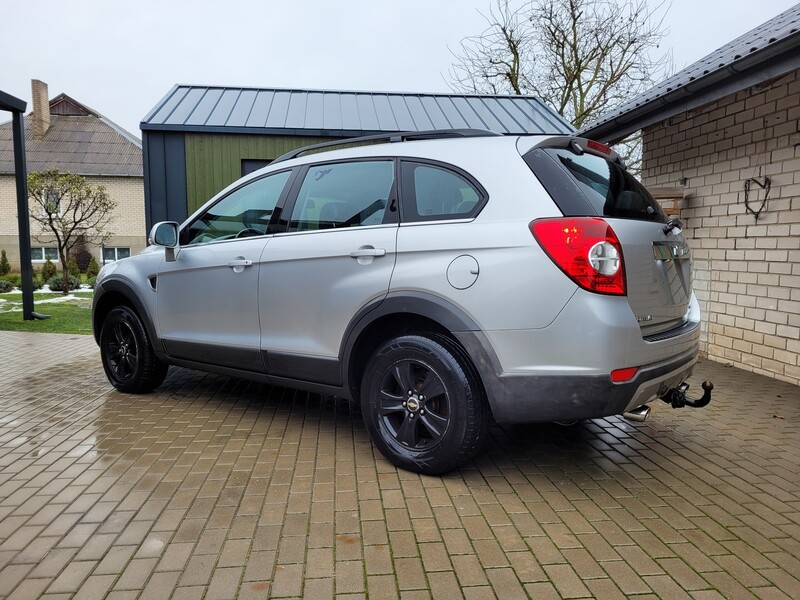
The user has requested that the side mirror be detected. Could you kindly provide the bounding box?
[149,221,180,261]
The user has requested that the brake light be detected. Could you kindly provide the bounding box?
[610,367,638,383]
[530,217,626,295]
[587,139,612,155]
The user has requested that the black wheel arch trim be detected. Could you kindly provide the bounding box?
[93,278,161,356]
[339,291,482,395]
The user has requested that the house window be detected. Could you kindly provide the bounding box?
[31,247,59,262]
[103,247,131,262]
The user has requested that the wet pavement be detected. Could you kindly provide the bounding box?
[0,330,799,599]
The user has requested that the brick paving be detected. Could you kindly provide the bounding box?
[0,330,798,599]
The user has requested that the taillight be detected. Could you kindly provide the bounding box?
[530,217,626,295]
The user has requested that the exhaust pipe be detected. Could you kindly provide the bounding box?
[623,405,651,422]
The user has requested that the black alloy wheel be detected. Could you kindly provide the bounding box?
[361,334,489,475]
[376,359,450,450]
[107,318,137,380]
[100,305,168,393]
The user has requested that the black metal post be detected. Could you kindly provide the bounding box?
[12,111,34,320]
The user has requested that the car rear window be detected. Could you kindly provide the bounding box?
[525,146,667,223]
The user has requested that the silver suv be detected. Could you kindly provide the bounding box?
[93,130,707,474]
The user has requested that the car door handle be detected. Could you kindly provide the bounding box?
[228,258,253,267]
[228,257,253,273]
[350,247,386,258]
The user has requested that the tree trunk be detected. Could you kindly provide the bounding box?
[59,252,69,296]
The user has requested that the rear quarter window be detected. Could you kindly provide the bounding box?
[525,146,667,223]
[400,161,487,222]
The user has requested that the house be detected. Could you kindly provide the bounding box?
[140,86,574,228]
[581,5,800,385]
[0,80,147,271]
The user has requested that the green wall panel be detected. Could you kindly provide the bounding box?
[184,134,333,214]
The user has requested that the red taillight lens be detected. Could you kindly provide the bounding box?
[610,367,638,383]
[530,217,626,295]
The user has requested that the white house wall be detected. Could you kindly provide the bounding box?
[0,174,147,270]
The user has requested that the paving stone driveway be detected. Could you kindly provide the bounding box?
[0,330,798,599]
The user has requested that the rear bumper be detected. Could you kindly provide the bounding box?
[456,330,698,422]
[454,284,702,423]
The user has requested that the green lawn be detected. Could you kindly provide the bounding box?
[0,292,94,335]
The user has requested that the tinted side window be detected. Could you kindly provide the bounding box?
[289,161,394,232]
[531,147,667,223]
[401,162,483,222]
[184,170,291,245]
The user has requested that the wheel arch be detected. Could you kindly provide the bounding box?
[342,292,483,402]
[93,279,159,353]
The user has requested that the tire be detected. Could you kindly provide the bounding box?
[361,334,489,475]
[100,305,169,393]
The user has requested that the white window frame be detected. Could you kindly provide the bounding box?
[102,247,131,263]
[30,247,59,262]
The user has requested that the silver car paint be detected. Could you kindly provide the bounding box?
[156,236,269,361]
[259,224,398,357]
[391,220,576,331]
[95,133,702,420]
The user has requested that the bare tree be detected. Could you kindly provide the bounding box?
[28,169,117,294]
[450,0,670,170]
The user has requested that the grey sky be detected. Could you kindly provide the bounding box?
[2,0,797,136]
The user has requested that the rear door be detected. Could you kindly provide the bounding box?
[258,159,398,384]
[524,140,692,336]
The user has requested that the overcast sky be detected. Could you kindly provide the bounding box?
[2,0,796,136]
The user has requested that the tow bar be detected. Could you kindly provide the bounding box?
[661,380,714,409]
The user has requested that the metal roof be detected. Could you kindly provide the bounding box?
[580,5,800,143]
[141,86,574,137]
[0,94,142,177]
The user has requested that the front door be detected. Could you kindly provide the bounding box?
[157,169,292,372]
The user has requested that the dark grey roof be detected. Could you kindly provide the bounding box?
[0,94,142,177]
[580,5,800,143]
[142,86,574,136]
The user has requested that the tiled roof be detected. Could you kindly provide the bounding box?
[580,5,800,142]
[0,94,142,177]
[142,86,574,136]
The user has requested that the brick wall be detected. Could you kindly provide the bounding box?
[0,175,146,269]
[642,69,800,385]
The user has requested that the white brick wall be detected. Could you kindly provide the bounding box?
[0,175,146,269]
[642,68,800,386]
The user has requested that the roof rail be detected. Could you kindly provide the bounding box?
[271,128,503,164]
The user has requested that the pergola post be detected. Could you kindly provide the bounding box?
[1,89,35,320]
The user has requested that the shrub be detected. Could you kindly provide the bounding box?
[41,258,58,282]
[87,276,97,289]
[68,257,80,278]
[86,256,100,278]
[0,280,13,293]
[47,274,81,292]
[0,250,10,276]
[2,273,21,288]
[0,273,42,291]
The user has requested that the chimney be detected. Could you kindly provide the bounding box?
[31,79,50,140]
